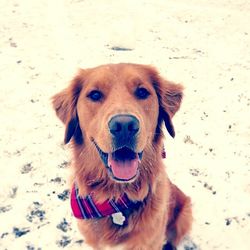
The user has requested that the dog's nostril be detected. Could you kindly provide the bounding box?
[128,121,139,133]
[109,115,139,137]
[110,122,122,134]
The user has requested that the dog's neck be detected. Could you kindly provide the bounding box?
[71,140,164,203]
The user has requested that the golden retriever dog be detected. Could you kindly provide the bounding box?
[52,63,192,250]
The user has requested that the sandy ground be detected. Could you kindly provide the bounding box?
[0,0,250,249]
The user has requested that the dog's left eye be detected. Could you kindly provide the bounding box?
[134,87,150,100]
[87,90,103,102]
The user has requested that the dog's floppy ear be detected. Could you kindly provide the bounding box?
[147,66,183,138]
[158,80,183,138]
[52,71,84,144]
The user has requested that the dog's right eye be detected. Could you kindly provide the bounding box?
[134,87,150,100]
[87,90,103,102]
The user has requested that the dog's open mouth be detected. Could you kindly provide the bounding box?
[94,142,143,182]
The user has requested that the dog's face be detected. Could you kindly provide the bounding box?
[52,64,183,183]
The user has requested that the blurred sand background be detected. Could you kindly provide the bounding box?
[0,0,249,249]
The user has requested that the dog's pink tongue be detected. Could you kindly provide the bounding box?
[108,154,138,180]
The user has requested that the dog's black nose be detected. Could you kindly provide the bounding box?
[108,115,139,138]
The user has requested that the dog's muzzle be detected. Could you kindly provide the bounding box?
[93,114,143,182]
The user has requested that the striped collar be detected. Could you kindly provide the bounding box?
[70,184,142,225]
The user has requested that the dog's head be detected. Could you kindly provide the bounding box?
[52,64,183,183]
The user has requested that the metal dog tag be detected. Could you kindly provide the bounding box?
[111,212,126,226]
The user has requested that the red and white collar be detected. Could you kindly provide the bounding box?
[70,184,142,225]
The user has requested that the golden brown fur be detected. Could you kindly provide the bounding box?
[52,63,192,250]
